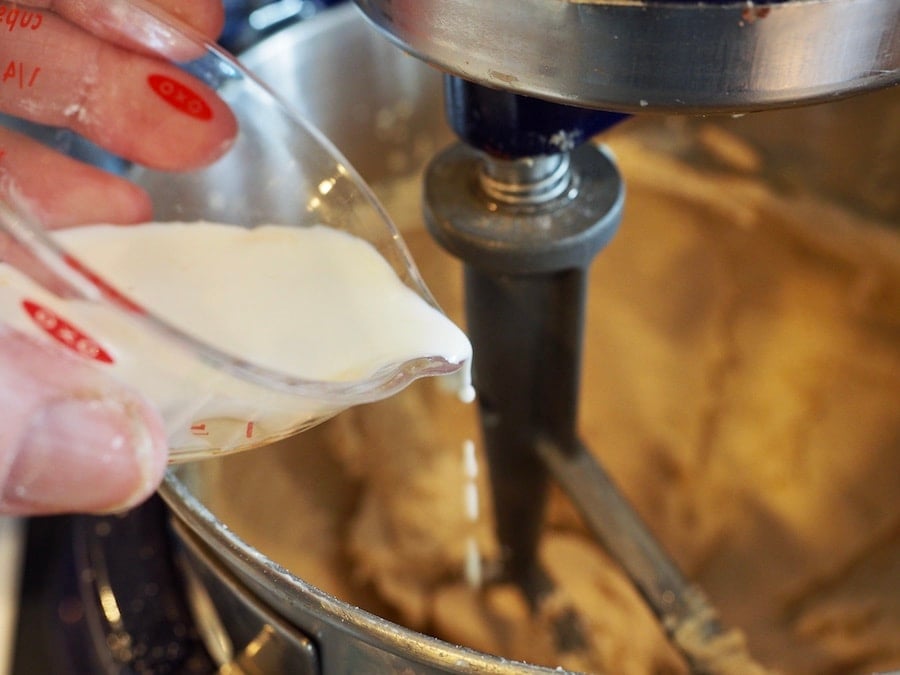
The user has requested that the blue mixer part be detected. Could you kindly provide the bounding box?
[445,76,629,158]
[438,0,808,157]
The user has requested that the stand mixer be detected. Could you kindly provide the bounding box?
[13,3,898,675]
[351,0,899,670]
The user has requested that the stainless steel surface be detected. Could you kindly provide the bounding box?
[235,4,451,184]
[174,518,320,674]
[479,154,573,206]
[162,469,561,674]
[354,0,899,112]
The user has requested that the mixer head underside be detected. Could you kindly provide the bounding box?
[355,0,899,112]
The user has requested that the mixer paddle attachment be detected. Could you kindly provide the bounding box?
[537,438,770,674]
[424,80,771,673]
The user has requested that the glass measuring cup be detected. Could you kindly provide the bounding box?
[0,0,471,461]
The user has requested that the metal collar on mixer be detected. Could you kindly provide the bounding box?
[354,0,900,112]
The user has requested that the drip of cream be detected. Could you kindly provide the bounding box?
[0,222,473,456]
[462,438,483,589]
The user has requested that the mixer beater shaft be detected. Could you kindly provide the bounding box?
[424,80,770,673]
[463,263,587,602]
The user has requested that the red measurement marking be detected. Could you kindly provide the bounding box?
[190,423,209,436]
[63,254,145,315]
[2,61,40,89]
[191,424,209,436]
[245,422,254,439]
[0,7,44,31]
[22,299,114,364]
[147,74,213,121]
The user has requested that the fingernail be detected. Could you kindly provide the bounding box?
[2,397,164,514]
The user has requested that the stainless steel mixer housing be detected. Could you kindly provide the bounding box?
[354,0,899,112]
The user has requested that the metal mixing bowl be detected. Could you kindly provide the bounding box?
[159,5,900,674]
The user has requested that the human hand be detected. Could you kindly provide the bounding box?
[0,0,235,515]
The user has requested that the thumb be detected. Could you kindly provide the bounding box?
[0,328,168,515]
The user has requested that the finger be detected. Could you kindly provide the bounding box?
[118,0,225,41]
[13,1,225,59]
[0,327,168,515]
[0,11,238,170]
[1,128,153,227]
